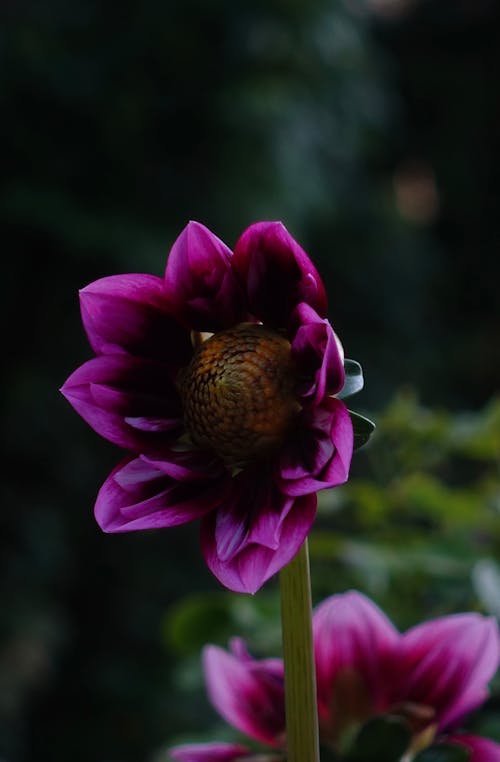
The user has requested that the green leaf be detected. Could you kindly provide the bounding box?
[344,716,411,762]
[413,743,470,762]
[338,359,364,400]
[349,410,376,450]
[163,593,234,654]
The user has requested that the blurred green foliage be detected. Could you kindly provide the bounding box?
[1,0,499,760]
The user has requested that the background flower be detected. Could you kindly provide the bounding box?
[170,592,500,761]
[170,638,286,762]
[313,591,500,757]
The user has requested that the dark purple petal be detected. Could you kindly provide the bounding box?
[203,643,285,747]
[290,303,345,406]
[233,221,327,329]
[169,742,251,762]
[143,448,225,481]
[200,488,317,594]
[445,735,500,762]
[164,221,246,331]
[210,472,298,563]
[313,591,399,732]
[80,273,192,366]
[61,355,182,454]
[393,614,500,731]
[279,398,354,496]
[95,455,228,532]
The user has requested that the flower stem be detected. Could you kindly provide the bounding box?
[279,538,320,762]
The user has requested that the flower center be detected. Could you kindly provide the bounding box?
[179,323,300,464]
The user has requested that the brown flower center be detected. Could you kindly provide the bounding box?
[179,323,300,465]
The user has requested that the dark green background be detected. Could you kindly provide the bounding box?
[1,1,499,760]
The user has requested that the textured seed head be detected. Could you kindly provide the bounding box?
[179,323,300,464]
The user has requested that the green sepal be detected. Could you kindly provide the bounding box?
[343,716,411,762]
[413,743,470,762]
[338,359,364,400]
[349,410,376,450]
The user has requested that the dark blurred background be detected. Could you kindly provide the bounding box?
[1,1,499,760]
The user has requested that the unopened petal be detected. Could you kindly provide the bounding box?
[233,221,327,329]
[203,644,285,747]
[80,273,191,366]
[164,221,246,331]
[95,455,227,533]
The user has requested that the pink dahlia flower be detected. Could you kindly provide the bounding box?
[313,591,500,759]
[61,221,356,593]
[171,638,286,762]
[170,592,500,761]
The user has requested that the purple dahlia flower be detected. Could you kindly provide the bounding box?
[169,592,500,761]
[61,221,354,593]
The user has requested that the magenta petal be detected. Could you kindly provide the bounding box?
[290,303,345,405]
[233,221,327,328]
[94,455,227,532]
[228,639,284,681]
[203,643,285,746]
[169,743,251,762]
[143,448,224,481]
[313,591,399,726]
[445,735,500,762]
[80,273,191,365]
[164,221,246,331]
[61,355,182,454]
[201,492,317,594]
[394,613,500,731]
[211,474,294,564]
[279,398,354,496]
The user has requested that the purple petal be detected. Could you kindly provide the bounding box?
[203,643,285,746]
[143,448,224,481]
[394,613,500,731]
[80,273,192,365]
[312,591,399,731]
[169,742,251,762]
[210,473,295,564]
[228,639,285,680]
[201,491,317,594]
[445,735,500,762]
[229,637,253,661]
[61,355,183,454]
[279,398,354,495]
[290,303,345,406]
[233,221,327,329]
[164,221,246,331]
[95,455,228,532]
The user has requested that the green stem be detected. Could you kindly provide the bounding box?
[280,538,320,762]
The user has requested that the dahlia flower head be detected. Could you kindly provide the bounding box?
[61,221,367,593]
[170,592,500,762]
